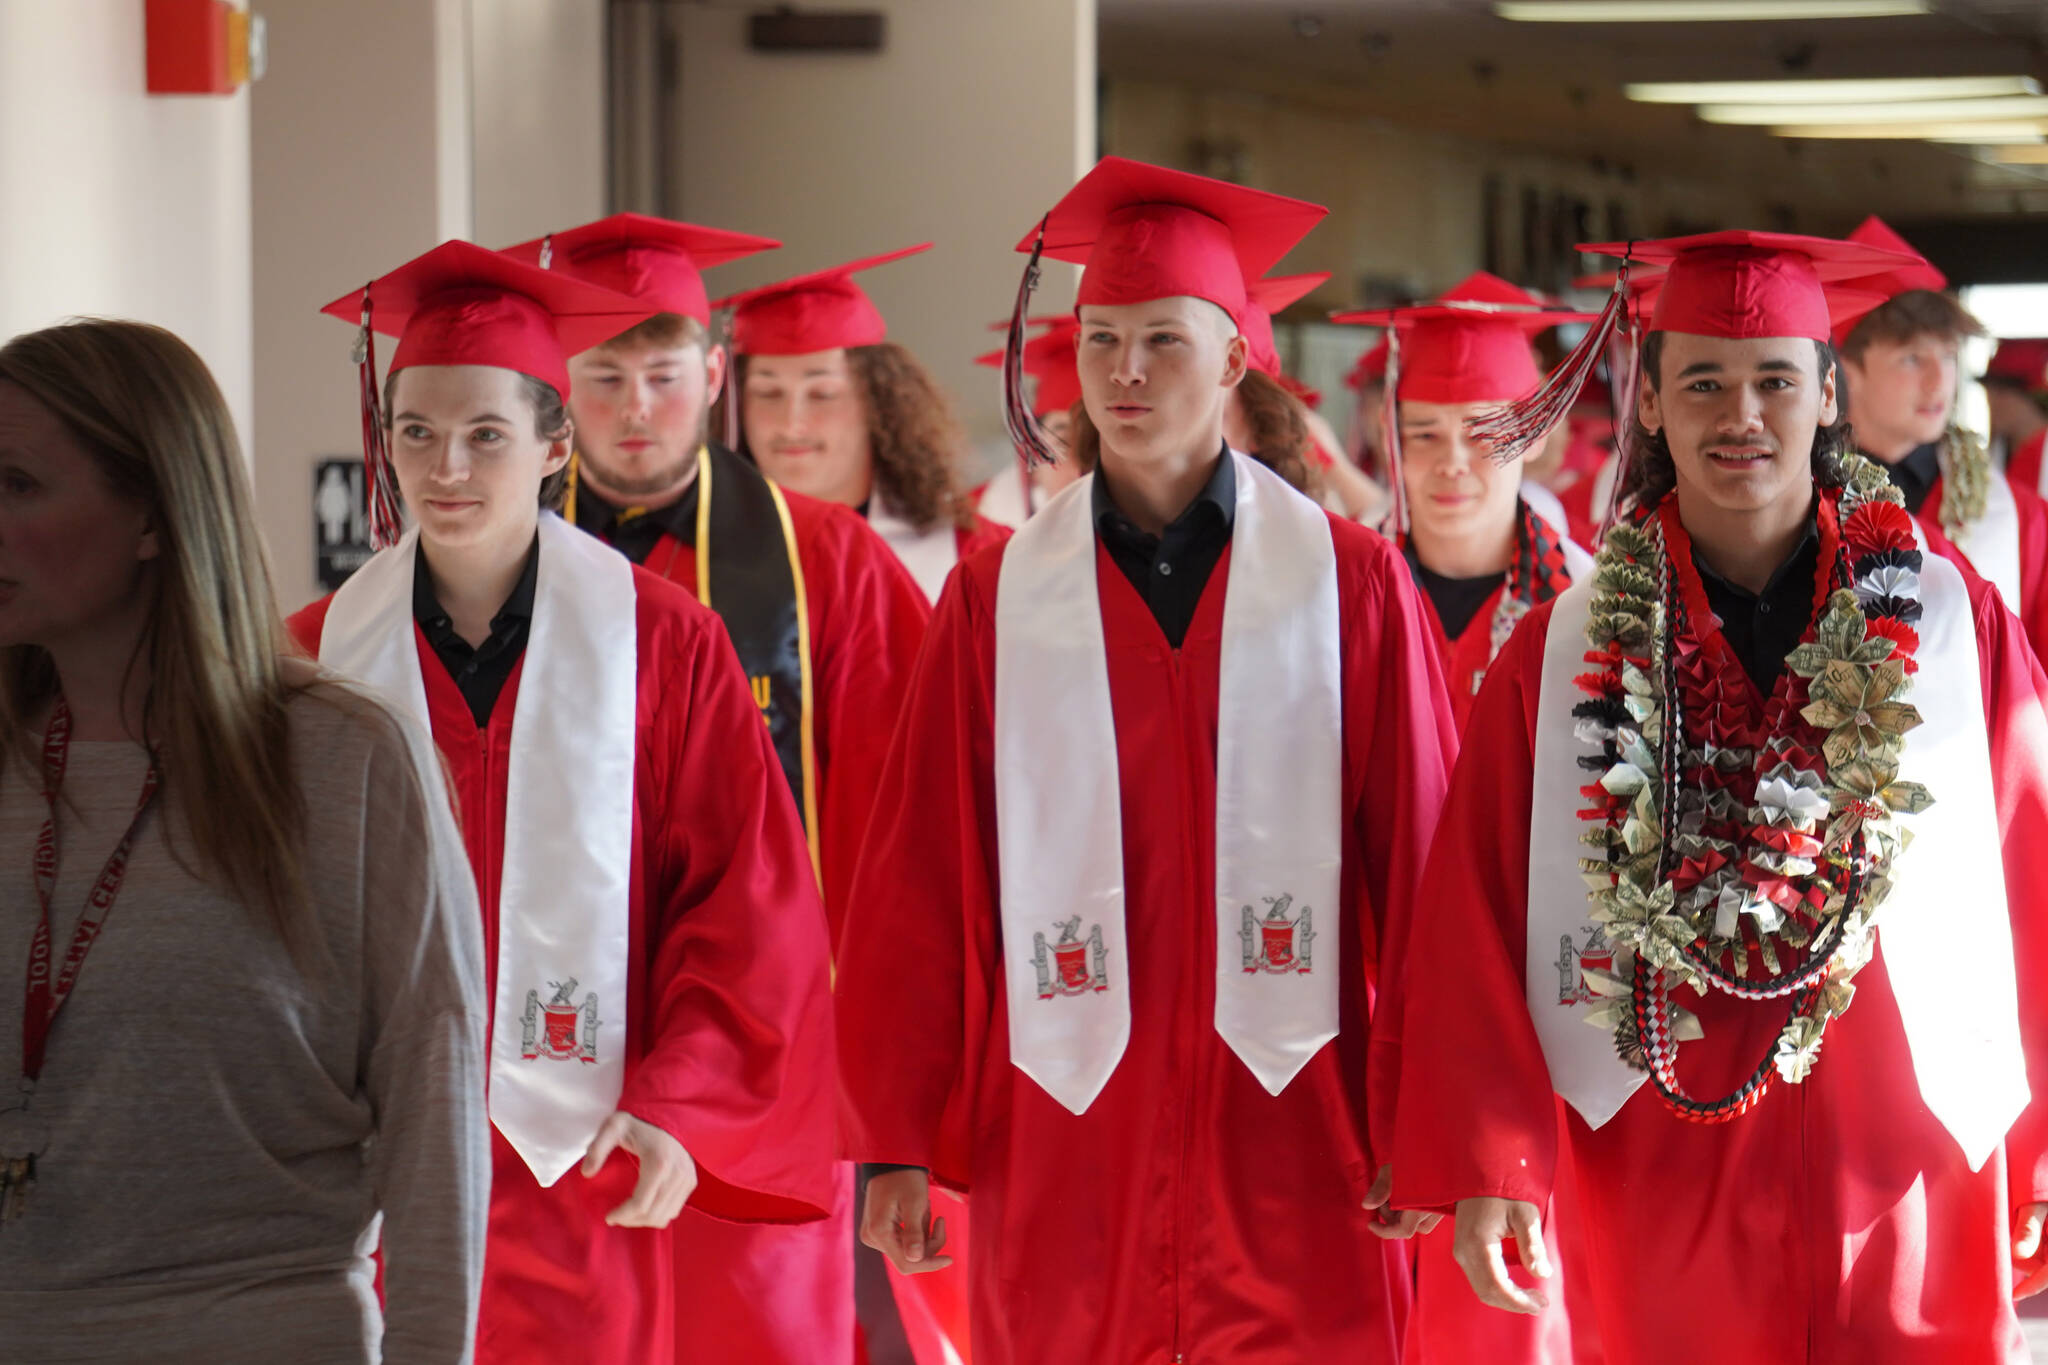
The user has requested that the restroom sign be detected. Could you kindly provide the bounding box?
[314,458,374,589]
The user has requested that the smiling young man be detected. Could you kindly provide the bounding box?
[1391,230,2048,1365]
[287,243,838,1365]
[1832,217,2048,662]
[834,157,1457,1364]
[497,213,939,1365]
[720,247,1008,603]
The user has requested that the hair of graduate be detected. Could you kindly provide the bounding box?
[0,318,320,958]
[1617,331,1852,511]
[730,343,977,532]
[383,367,575,511]
[598,311,710,355]
[1067,368,1321,499]
[1840,289,1987,365]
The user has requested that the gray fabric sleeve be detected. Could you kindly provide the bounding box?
[352,702,490,1365]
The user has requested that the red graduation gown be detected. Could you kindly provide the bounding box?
[1917,475,2048,664]
[1391,565,2048,1365]
[1407,580,1593,1365]
[289,567,837,1365]
[604,491,933,1365]
[2004,430,2047,500]
[837,517,1458,1365]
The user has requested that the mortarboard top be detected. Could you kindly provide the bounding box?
[1018,156,1327,328]
[1982,338,2048,390]
[503,212,779,327]
[320,239,656,401]
[715,244,932,357]
[1332,271,1598,406]
[1575,229,1919,343]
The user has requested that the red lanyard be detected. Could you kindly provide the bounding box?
[20,701,158,1089]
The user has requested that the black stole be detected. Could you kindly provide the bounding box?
[692,444,817,870]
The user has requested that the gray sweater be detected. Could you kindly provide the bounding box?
[0,683,488,1364]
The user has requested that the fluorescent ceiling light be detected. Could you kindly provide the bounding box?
[1497,1,1929,20]
[1990,145,2048,164]
[1627,76,2039,105]
[1702,95,2048,125]
[1930,132,2046,145]
[1773,120,2048,140]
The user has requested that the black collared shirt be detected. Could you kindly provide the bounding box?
[1692,520,1821,696]
[572,475,698,565]
[1881,442,1943,518]
[413,537,540,727]
[1093,450,1237,648]
[1404,550,1505,640]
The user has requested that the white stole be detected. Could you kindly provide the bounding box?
[1526,537,2026,1167]
[993,452,1343,1114]
[869,495,961,604]
[1949,468,2024,621]
[976,461,1032,531]
[322,514,639,1186]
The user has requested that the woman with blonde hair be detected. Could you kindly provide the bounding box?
[0,318,487,1363]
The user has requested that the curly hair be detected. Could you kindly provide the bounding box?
[1617,332,1852,513]
[1068,369,1321,498]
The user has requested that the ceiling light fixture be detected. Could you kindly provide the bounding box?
[1496,1,1929,21]
[1626,76,2039,104]
[1771,119,2048,140]
[1701,95,2048,125]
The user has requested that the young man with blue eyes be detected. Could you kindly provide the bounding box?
[836,158,1457,1365]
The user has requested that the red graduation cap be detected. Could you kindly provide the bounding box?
[1577,229,1918,343]
[1983,338,2048,391]
[716,244,931,357]
[1332,271,1597,406]
[1827,216,1951,344]
[1345,337,1389,391]
[975,317,1081,417]
[320,239,655,548]
[1017,156,1327,328]
[502,212,780,326]
[1244,272,1330,378]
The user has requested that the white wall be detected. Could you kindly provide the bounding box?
[674,0,1098,447]
[0,0,253,445]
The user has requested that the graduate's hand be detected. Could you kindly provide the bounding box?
[583,1112,698,1228]
[1362,1164,1443,1239]
[1452,1196,1552,1315]
[860,1168,953,1275]
[2012,1202,2048,1299]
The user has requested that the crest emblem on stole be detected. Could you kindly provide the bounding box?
[1033,915,1109,999]
[1554,925,1613,1006]
[521,977,602,1062]
[1241,893,1315,974]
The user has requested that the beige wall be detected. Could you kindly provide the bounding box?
[472,0,607,247]
[673,0,1098,448]
[0,0,253,443]
[250,0,608,611]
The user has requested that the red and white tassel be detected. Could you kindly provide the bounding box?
[1002,217,1062,472]
[354,286,405,549]
[1468,260,1632,467]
